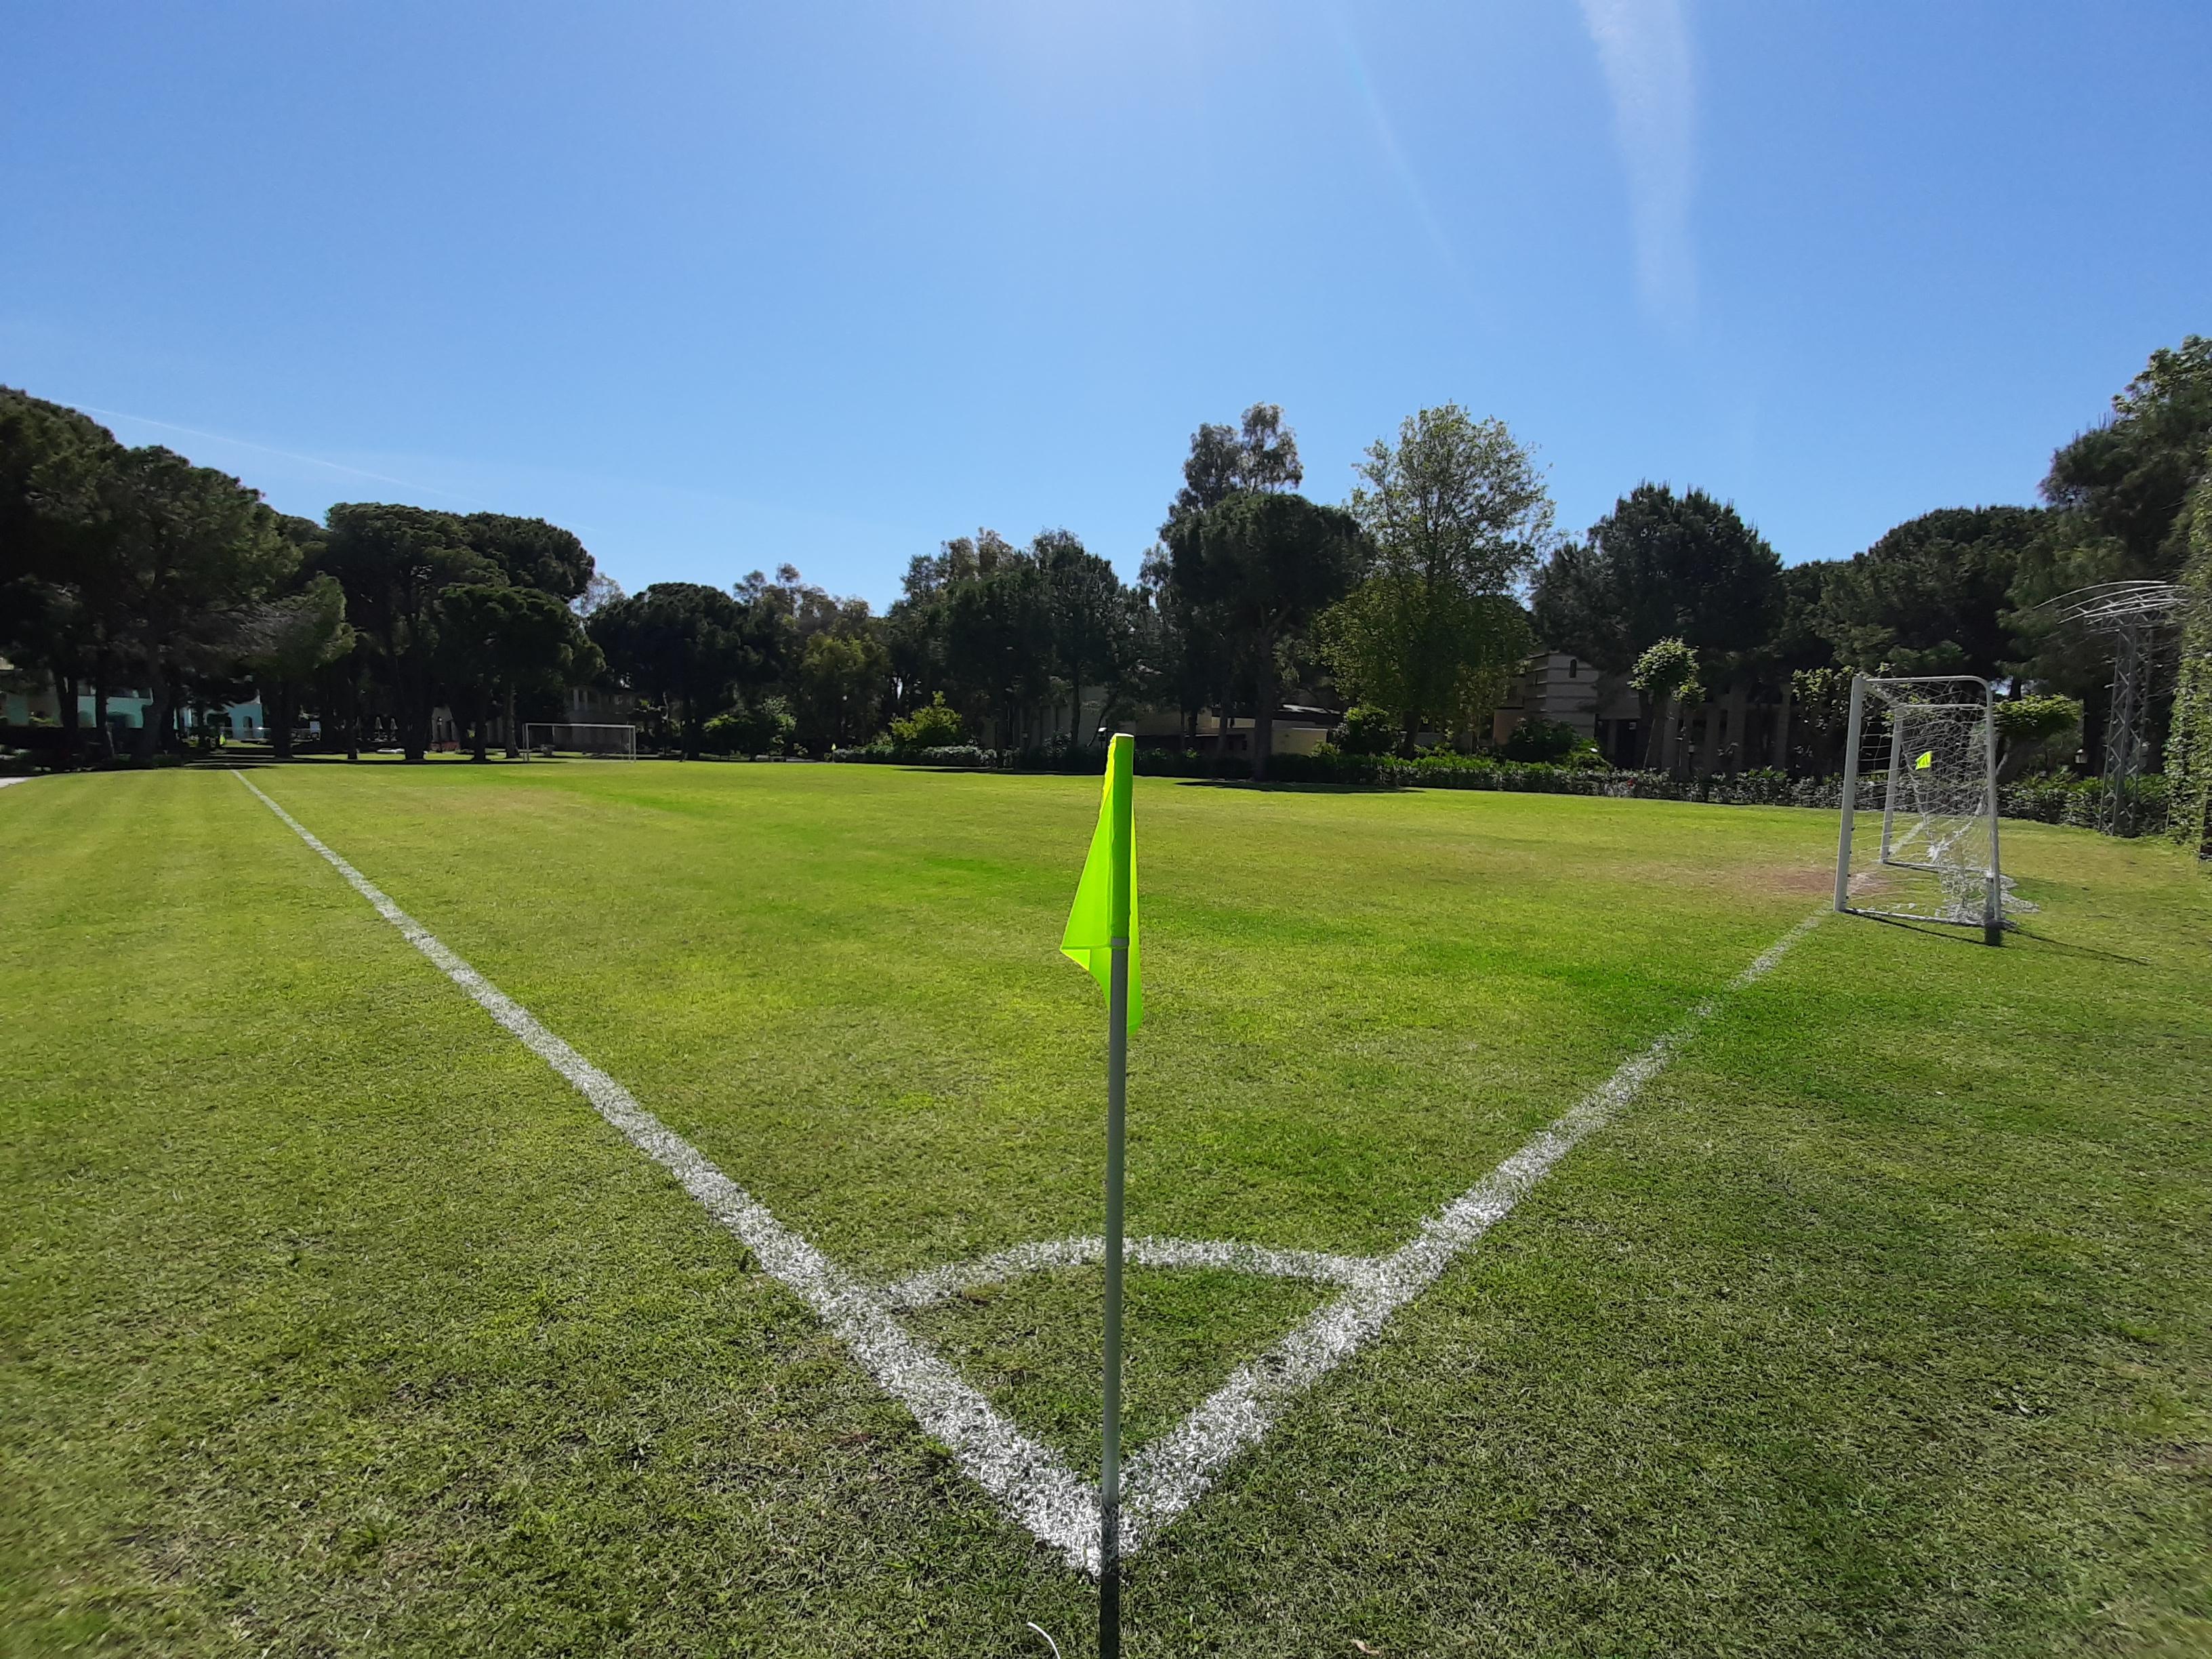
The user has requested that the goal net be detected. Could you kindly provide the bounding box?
[1832,675,2011,944]
[523,722,638,760]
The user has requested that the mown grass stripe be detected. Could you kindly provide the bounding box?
[236,766,1822,1575]
[1118,910,1826,1549]
[234,771,1107,1572]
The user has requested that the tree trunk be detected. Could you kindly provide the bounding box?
[136,657,171,762]
[1251,631,1278,784]
[94,671,112,760]
[1641,694,1663,771]
[471,687,490,762]
[395,661,428,762]
[504,688,520,758]
[268,682,296,759]
[50,665,79,768]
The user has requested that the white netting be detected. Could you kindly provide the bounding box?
[524,722,638,760]
[1837,676,2026,933]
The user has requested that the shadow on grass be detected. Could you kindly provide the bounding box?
[1851,912,2001,950]
[205,753,546,770]
[1852,908,2154,966]
[1997,926,2152,967]
[1167,778,1408,795]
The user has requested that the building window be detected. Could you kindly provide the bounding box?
[1568,658,1579,678]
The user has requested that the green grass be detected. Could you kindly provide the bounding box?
[1,760,2207,1656]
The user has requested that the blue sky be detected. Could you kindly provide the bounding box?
[5,1,2207,607]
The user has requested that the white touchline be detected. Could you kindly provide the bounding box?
[236,770,1822,1574]
[0,775,36,790]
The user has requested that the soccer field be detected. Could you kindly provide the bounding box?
[3,763,2208,1656]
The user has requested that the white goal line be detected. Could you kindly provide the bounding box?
[234,768,1823,1574]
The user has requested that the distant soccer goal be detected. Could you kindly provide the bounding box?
[1832,674,2009,945]
[523,722,638,760]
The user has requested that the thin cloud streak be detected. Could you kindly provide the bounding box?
[1324,3,1483,312]
[1578,0,1696,330]
[79,406,495,508]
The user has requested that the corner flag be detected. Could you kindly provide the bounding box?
[1061,733,1141,1028]
[1061,731,1139,1658]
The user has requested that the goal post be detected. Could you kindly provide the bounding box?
[1833,674,2005,945]
[522,722,638,760]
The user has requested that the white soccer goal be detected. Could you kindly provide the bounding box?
[523,722,638,760]
[1832,674,2009,945]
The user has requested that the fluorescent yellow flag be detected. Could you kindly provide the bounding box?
[1914,750,1934,770]
[1061,732,1141,1029]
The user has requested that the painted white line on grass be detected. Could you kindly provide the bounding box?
[0,775,36,790]
[237,769,1822,1573]
[234,773,1105,1572]
[1116,908,1828,1551]
[886,1235,1382,1312]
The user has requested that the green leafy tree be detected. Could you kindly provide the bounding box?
[1788,665,1857,778]
[455,514,598,753]
[436,584,600,761]
[587,582,762,758]
[457,514,594,602]
[1500,718,1587,764]
[1532,484,1782,676]
[244,568,354,758]
[705,695,796,757]
[943,558,1052,747]
[1164,403,1304,530]
[319,504,493,760]
[2164,460,2212,859]
[1770,559,1842,675]
[884,531,1022,722]
[1335,704,1397,756]
[792,628,890,752]
[1992,693,2083,780]
[888,692,964,750]
[1167,491,1365,780]
[1630,637,1702,770]
[1324,404,1550,750]
[1316,576,1528,752]
[65,447,300,760]
[1817,507,2043,678]
[1035,529,1136,747]
[1155,406,1306,743]
[2036,335,2212,588]
[14,424,302,759]
[2015,337,2212,737]
[0,389,126,762]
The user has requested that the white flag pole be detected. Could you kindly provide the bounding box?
[1099,933,1128,1659]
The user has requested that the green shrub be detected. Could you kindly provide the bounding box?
[703,697,796,757]
[888,694,964,751]
[2168,472,2211,859]
[827,743,996,769]
[1500,718,1584,764]
[1337,705,1397,756]
[1994,693,2083,747]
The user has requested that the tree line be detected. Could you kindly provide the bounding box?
[5,333,2206,779]
[1532,334,2210,773]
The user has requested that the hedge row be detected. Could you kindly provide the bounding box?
[825,743,2174,835]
